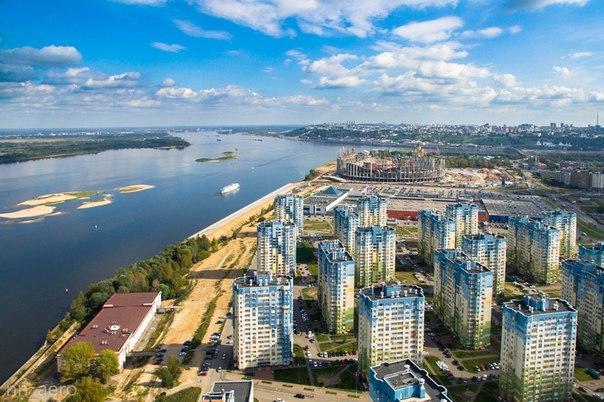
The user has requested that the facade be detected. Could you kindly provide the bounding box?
[232,270,293,370]
[369,360,452,402]
[358,282,424,376]
[274,193,304,234]
[461,233,507,295]
[500,295,577,402]
[304,186,350,216]
[57,292,161,371]
[317,240,355,334]
[418,210,455,265]
[540,210,577,259]
[508,217,561,284]
[333,205,360,255]
[561,260,604,352]
[433,250,493,349]
[256,220,297,276]
[336,146,445,183]
[354,226,396,288]
[579,243,604,267]
[445,203,479,247]
[357,195,387,227]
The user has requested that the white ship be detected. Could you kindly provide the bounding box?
[220,183,240,194]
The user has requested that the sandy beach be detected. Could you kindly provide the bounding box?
[77,196,112,209]
[118,184,155,193]
[0,205,56,219]
[18,192,95,206]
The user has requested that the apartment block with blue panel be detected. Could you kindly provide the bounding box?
[369,360,452,402]
[579,242,604,267]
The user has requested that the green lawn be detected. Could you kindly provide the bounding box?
[474,381,499,402]
[305,219,332,232]
[575,365,594,382]
[301,287,317,301]
[155,387,201,402]
[274,367,313,385]
[396,225,418,238]
[461,355,500,372]
[294,344,306,364]
[395,271,421,284]
[297,241,316,264]
[447,383,481,401]
[452,349,497,359]
[423,356,451,385]
[577,219,604,241]
[503,282,525,301]
[308,262,318,276]
[316,332,357,353]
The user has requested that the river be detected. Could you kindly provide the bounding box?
[0,131,343,382]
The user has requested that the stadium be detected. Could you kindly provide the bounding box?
[336,146,445,183]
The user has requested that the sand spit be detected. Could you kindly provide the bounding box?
[118,184,155,193]
[0,205,57,219]
[19,191,97,206]
[78,196,112,209]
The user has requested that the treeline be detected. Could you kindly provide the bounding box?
[445,155,516,169]
[47,235,219,343]
[0,133,190,164]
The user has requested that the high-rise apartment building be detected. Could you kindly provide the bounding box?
[317,240,355,334]
[355,226,396,288]
[500,295,576,402]
[274,193,304,235]
[357,196,387,227]
[445,203,479,247]
[232,270,293,369]
[358,282,424,376]
[508,217,561,284]
[433,249,493,349]
[579,243,604,267]
[256,220,297,276]
[418,210,455,265]
[540,210,577,259]
[562,260,604,352]
[333,205,360,255]
[461,233,507,295]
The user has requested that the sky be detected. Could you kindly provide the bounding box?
[0,0,603,128]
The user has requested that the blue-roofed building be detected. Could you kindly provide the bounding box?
[445,202,479,247]
[433,249,493,349]
[579,243,604,267]
[540,210,577,258]
[500,295,577,402]
[274,193,304,234]
[317,240,355,334]
[357,195,387,227]
[369,360,452,402]
[232,270,293,370]
[358,282,424,376]
[562,259,604,352]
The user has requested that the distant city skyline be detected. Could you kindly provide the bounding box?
[1,0,604,128]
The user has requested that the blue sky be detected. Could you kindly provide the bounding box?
[0,0,603,128]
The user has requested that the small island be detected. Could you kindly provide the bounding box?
[118,184,155,193]
[196,150,238,163]
[77,195,112,209]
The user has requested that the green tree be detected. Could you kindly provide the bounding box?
[157,367,175,388]
[91,350,119,383]
[61,341,96,382]
[67,376,110,402]
[167,355,181,378]
[69,292,88,321]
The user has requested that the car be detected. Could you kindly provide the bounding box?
[294,394,306,399]
[275,399,285,402]
[222,353,227,359]
[578,386,587,393]
[217,366,222,372]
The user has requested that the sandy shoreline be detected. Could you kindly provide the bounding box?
[119,184,155,193]
[0,205,56,219]
[19,192,95,206]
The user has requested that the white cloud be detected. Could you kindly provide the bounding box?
[112,0,165,5]
[314,76,364,89]
[125,98,161,107]
[84,71,141,89]
[507,0,589,10]
[568,51,593,59]
[553,65,573,78]
[174,19,232,40]
[461,27,503,39]
[0,45,82,66]
[393,16,463,43]
[417,60,490,79]
[162,78,176,87]
[156,86,199,99]
[151,42,186,53]
[191,0,458,38]
[495,73,519,88]
[508,25,522,34]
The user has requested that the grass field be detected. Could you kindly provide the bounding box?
[317,332,357,353]
[396,225,418,238]
[395,271,421,284]
[474,381,499,402]
[156,387,201,402]
[423,355,451,385]
[575,365,595,382]
[503,282,526,301]
[461,355,500,372]
[305,219,332,232]
[447,383,481,401]
[274,367,313,385]
[307,262,318,276]
[301,287,317,301]
[578,218,604,241]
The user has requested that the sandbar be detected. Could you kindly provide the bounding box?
[119,184,155,193]
[0,205,56,219]
[19,191,97,206]
[78,197,112,209]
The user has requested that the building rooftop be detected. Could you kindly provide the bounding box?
[202,381,253,402]
[60,292,160,355]
[318,240,354,263]
[233,269,292,288]
[360,281,423,301]
[370,360,452,401]
[504,294,575,316]
[463,233,506,242]
[436,249,492,274]
[482,197,546,219]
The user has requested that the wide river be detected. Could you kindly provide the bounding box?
[0,132,343,383]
